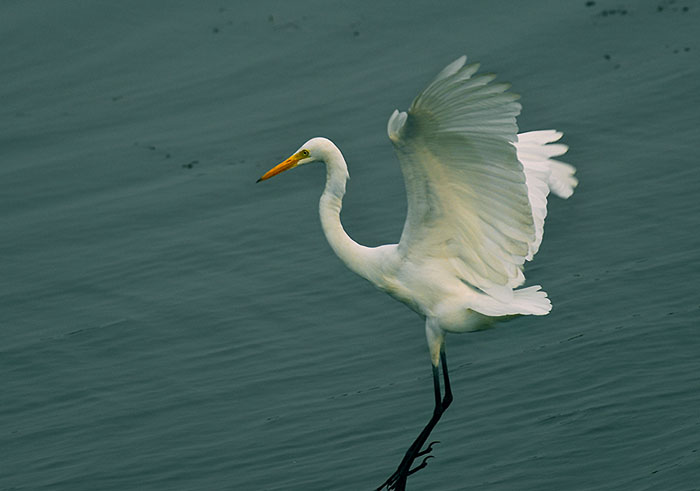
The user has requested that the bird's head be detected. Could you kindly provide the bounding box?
[256,137,337,183]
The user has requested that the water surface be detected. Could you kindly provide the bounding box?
[2,1,699,490]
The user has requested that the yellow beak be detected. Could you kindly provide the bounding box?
[257,152,303,183]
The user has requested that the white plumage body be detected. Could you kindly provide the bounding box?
[318,131,575,334]
[261,55,577,365]
[258,55,577,487]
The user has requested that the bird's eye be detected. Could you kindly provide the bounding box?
[301,150,310,157]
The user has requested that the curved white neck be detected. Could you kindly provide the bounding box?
[318,149,375,281]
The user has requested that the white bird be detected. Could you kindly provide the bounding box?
[257,55,577,490]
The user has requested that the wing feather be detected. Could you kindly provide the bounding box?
[387,56,534,300]
[515,130,577,259]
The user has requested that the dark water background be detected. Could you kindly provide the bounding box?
[2,1,699,490]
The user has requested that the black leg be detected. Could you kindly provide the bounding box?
[377,350,453,490]
[440,348,453,408]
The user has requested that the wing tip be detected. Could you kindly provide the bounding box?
[432,55,468,83]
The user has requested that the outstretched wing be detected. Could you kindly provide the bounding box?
[387,56,534,301]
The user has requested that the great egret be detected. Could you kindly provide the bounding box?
[257,55,577,490]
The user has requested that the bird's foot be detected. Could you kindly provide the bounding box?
[377,441,439,490]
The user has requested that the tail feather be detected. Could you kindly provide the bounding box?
[511,285,552,316]
[470,285,552,318]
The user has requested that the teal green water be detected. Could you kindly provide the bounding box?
[2,1,699,490]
